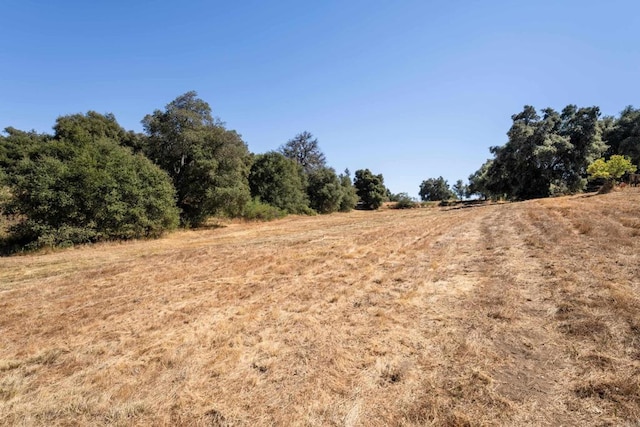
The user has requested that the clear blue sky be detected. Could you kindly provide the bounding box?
[2,0,639,197]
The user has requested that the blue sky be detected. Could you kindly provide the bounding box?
[2,0,639,197]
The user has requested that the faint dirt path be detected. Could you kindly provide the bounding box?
[436,196,640,426]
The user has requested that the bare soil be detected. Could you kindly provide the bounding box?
[1,189,639,426]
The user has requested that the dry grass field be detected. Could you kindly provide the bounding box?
[1,189,640,426]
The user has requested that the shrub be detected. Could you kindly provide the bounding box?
[587,155,637,194]
[241,198,286,221]
[2,138,179,252]
[391,193,418,209]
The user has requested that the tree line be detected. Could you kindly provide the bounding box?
[0,91,389,253]
[417,104,640,203]
[2,94,639,252]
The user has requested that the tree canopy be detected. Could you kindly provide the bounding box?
[2,92,371,253]
[5,95,640,253]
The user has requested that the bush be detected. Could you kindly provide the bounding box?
[2,138,179,253]
[587,155,637,194]
[241,198,286,221]
[391,193,418,209]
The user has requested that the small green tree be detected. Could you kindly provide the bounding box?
[338,169,358,212]
[587,155,637,193]
[452,179,468,200]
[248,152,310,214]
[419,176,454,201]
[307,167,343,214]
[353,169,386,210]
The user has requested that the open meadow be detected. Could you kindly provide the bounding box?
[1,190,639,426]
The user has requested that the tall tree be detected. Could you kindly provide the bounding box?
[142,91,251,226]
[555,105,607,193]
[279,131,326,173]
[353,169,386,210]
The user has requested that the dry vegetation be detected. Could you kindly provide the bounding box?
[1,189,640,426]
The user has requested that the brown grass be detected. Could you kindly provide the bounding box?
[1,189,640,426]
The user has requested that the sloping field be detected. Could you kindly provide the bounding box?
[1,190,639,426]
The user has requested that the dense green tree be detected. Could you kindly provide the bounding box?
[0,167,7,207]
[603,106,640,167]
[467,160,492,200]
[0,127,50,176]
[338,169,358,212]
[248,151,310,214]
[142,91,251,226]
[54,111,147,153]
[419,176,454,201]
[353,169,386,210]
[555,105,607,193]
[279,131,326,174]
[469,105,606,200]
[2,137,179,252]
[307,167,343,214]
